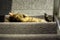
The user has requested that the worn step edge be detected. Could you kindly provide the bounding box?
[0,34,57,38]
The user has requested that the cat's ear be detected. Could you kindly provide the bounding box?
[23,14,26,18]
[9,12,14,16]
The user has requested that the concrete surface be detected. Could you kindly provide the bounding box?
[11,0,54,15]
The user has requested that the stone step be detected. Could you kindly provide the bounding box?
[0,22,57,34]
[0,34,57,40]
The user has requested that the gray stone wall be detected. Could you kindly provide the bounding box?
[0,0,54,15]
[11,0,54,16]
